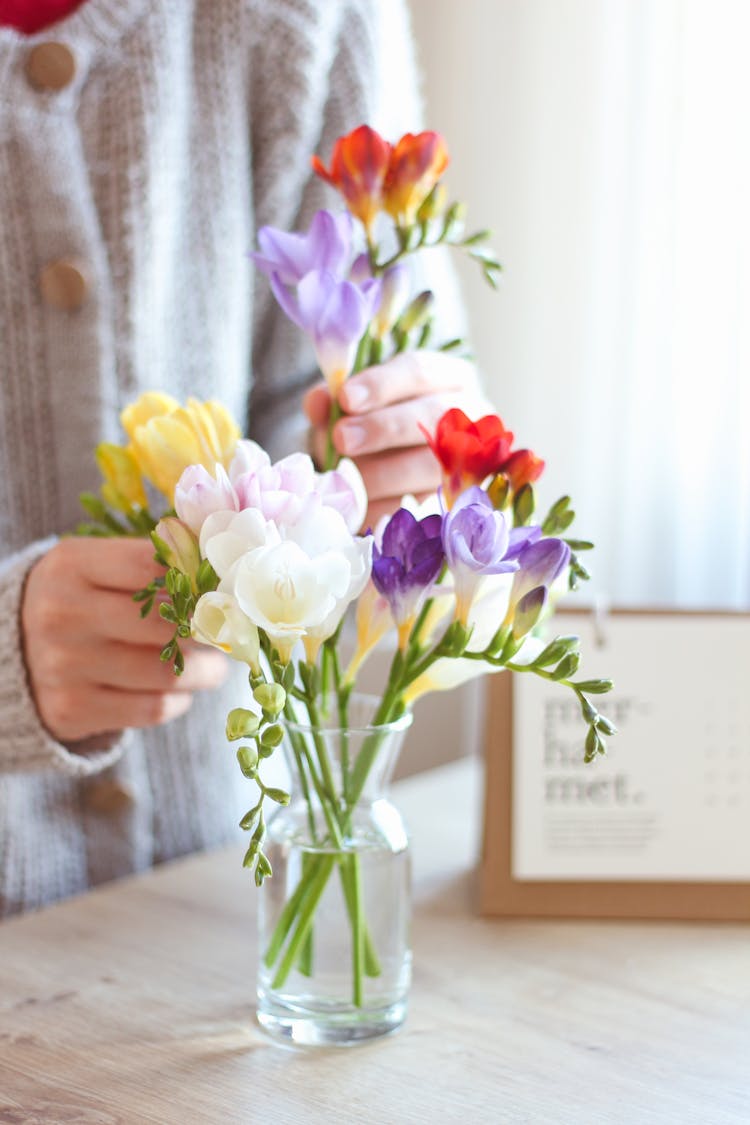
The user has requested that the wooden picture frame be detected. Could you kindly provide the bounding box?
[479,609,750,920]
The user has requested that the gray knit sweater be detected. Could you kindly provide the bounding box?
[0,0,460,917]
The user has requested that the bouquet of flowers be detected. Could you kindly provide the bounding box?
[79,125,613,1042]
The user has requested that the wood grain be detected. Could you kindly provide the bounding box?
[0,759,748,1124]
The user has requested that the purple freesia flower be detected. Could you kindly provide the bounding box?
[442,487,519,623]
[271,269,382,395]
[250,210,353,285]
[510,536,571,611]
[371,509,445,646]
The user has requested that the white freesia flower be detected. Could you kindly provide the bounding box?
[231,540,351,663]
[191,591,261,673]
[285,500,373,658]
[228,500,372,663]
[199,507,280,582]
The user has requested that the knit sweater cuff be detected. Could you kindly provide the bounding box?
[0,539,125,776]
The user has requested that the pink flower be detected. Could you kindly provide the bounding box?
[174,463,239,535]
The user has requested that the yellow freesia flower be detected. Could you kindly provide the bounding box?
[120,391,180,442]
[121,392,241,503]
[95,442,148,512]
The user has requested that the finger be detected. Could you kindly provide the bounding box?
[82,643,228,693]
[339,351,478,413]
[308,423,328,468]
[355,446,441,503]
[38,685,194,742]
[302,382,331,426]
[366,491,437,530]
[52,537,162,593]
[77,588,177,646]
[334,394,455,458]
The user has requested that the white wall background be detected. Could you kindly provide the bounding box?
[409,0,750,611]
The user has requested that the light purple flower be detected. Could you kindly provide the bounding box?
[227,439,271,483]
[174,463,239,535]
[270,269,382,395]
[250,210,354,285]
[371,509,445,646]
[442,487,518,623]
[234,452,316,526]
[233,451,367,534]
[510,537,571,611]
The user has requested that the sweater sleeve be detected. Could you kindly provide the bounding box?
[0,539,125,776]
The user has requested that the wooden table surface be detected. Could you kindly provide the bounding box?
[1,758,748,1125]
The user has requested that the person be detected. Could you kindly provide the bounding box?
[0,0,488,917]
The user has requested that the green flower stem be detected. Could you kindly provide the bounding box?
[271,855,336,990]
[349,853,365,1007]
[264,702,381,989]
[324,398,342,470]
[263,871,312,968]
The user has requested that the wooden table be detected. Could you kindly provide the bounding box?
[1,759,748,1124]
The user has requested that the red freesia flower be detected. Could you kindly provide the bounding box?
[384,131,450,226]
[499,448,545,490]
[421,408,514,506]
[311,125,392,233]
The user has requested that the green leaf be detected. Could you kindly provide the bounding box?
[564,539,594,551]
[196,558,219,594]
[462,229,492,246]
[79,492,108,521]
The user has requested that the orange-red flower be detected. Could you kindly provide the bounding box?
[499,449,545,491]
[384,131,450,226]
[311,125,392,233]
[421,408,514,507]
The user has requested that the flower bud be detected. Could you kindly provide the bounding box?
[417,183,447,223]
[511,586,547,640]
[95,443,148,512]
[236,744,259,777]
[373,264,409,338]
[399,290,435,334]
[153,518,201,589]
[487,473,510,510]
[253,683,286,717]
[226,708,261,741]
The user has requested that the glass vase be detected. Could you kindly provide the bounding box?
[256,694,413,1047]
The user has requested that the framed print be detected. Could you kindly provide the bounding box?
[480,609,750,919]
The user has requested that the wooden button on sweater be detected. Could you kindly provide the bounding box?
[38,259,88,311]
[25,41,76,90]
[83,778,136,816]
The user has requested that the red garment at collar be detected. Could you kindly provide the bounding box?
[0,0,87,34]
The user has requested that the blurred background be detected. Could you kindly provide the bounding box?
[382,0,750,772]
[409,0,749,611]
